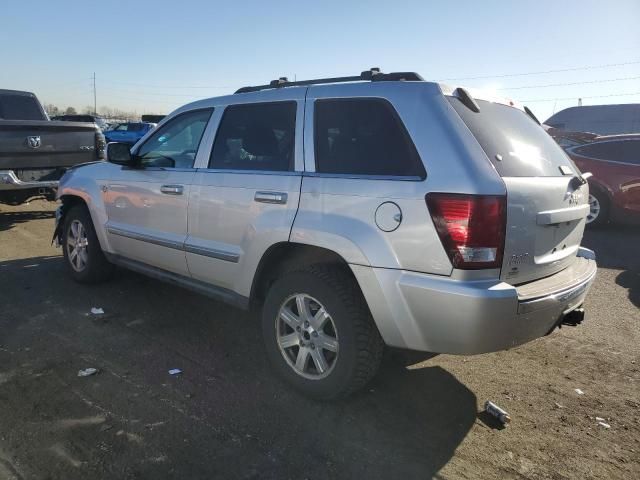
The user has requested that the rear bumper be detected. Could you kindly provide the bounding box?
[351,247,597,355]
[0,170,58,191]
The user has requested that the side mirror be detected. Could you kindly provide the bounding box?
[107,142,136,166]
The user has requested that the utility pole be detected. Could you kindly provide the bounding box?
[92,72,97,115]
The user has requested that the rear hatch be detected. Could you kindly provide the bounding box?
[447,95,589,284]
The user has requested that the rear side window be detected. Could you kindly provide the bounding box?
[574,140,640,165]
[0,94,45,120]
[209,101,296,172]
[128,124,144,132]
[314,98,425,178]
[448,97,577,177]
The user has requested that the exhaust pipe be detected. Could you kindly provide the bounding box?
[561,307,585,327]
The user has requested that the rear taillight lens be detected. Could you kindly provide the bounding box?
[426,193,506,270]
[96,131,106,159]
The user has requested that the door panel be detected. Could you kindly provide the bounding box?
[185,96,305,297]
[104,168,194,275]
[102,108,214,276]
[186,172,302,294]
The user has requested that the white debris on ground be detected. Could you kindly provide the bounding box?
[484,400,511,425]
[574,388,585,395]
[77,368,99,377]
[168,369,182,375]
[90,307,104,315]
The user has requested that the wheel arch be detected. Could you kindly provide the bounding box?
[250,242,361,306]
[53,194,87,244]
[588,179,613,203]
[54,194,109,251]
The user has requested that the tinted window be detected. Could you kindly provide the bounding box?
[114,124,128,131]
[137,108,212,169]
[0,94,45,120]
[448,98,577,177]
[209,102,296,171]
[128,124,144,132]
[574,140,640,165]
[314,99,424,177]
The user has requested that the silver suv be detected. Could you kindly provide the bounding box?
[54,69,597,399]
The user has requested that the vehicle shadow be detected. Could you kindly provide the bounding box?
[1,255,477,479]
[0,210,55,232]
[582,225,640,308]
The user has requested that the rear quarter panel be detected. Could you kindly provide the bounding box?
[292,82,506,274]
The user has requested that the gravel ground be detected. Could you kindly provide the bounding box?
[0,199,638,480]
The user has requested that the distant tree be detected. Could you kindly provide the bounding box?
[43,103,60,116]
[65,106,77,115]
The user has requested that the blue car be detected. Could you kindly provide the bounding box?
[104,122,156,145]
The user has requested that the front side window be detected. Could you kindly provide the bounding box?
[137,108,212,168]
[574,140,640,165]
[209,102,296,172]
[314,98,425,177]
[115,124,128,131]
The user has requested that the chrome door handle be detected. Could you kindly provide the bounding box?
[254,191,288,204]
[160,184,184,195]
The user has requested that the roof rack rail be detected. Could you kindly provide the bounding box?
[234,68,424,94]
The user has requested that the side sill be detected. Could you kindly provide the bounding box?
[105,253,249,310]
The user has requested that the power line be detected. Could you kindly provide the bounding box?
[500,74,640,91]
[99,85,207,98]
[439,60,640,81]
[100,79,235,89]
[520,91,640,103]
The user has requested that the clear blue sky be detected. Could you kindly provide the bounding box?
[1,0,638,121]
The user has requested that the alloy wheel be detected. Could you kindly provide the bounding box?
[66,219,89,272]
[586,194,600,224]
[275,293,339,380]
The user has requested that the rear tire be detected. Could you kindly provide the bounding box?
[586,189,609,227]
[62,204,114,283]
[262,265,384,400]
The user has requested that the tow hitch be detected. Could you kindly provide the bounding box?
[561,307,585,327]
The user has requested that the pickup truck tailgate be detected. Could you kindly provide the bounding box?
[0,120,100,169]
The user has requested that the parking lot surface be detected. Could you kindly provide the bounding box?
[1,200,639,480]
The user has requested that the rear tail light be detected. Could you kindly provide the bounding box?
[426,193,506,270]
[96,131,106,159]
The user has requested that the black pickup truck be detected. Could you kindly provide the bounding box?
[0,89,105,205]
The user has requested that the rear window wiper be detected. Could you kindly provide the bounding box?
[524,106,541,125]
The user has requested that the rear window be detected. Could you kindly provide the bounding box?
[448,97,577,177]
[0,94,45,120]
[314,98,425,178]
[573,140,640,165]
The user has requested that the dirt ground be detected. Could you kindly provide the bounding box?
[0,199,638,480]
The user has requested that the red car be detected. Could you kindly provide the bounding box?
[565,135,640,226]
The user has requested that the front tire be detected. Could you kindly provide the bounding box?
[262,265,384,400]
[62,204,114,283]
